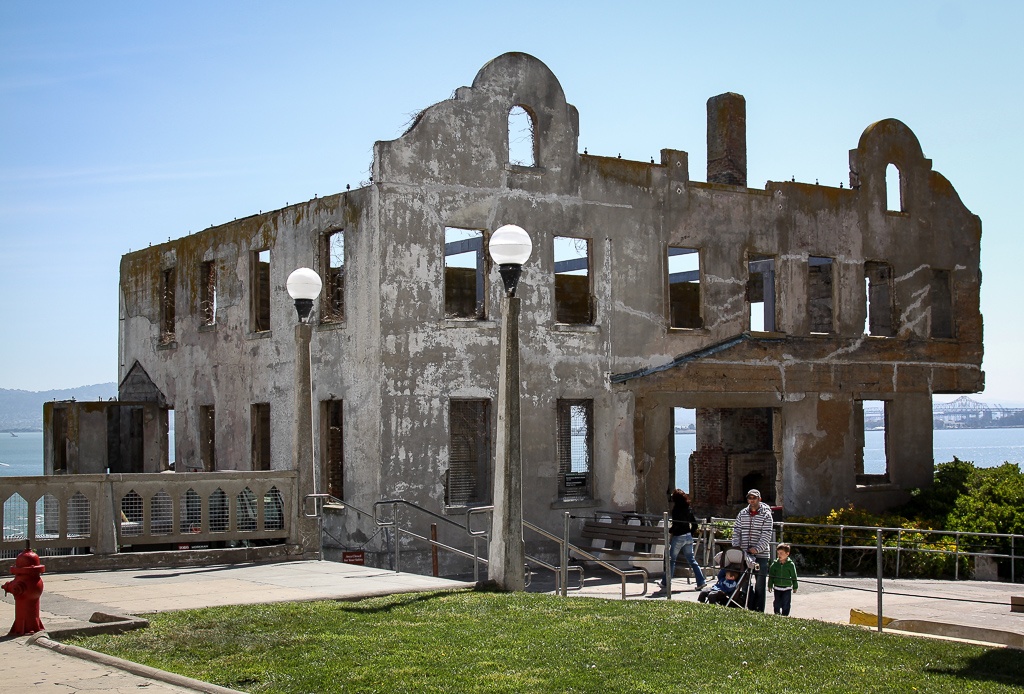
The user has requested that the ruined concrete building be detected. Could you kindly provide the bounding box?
[115,53,982,561]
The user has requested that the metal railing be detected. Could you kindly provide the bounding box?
[698,517,1023,583]
[526,516,585,596]
[314,499,632,596]
[375,498,491,582]
[560,510,654,599]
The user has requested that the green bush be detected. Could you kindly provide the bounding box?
[780,459,1024,579]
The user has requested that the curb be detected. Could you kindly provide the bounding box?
[30,634,248,694]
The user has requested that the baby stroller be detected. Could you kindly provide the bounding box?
[697,548,757,608]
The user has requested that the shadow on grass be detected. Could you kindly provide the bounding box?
[926,648,1024,686]
[333,590,460,614]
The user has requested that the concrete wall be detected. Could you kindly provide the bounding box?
[117,52,983,569]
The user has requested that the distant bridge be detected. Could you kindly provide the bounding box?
[865,396,1024,429]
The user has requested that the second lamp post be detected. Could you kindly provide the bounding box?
[486,224,532,591]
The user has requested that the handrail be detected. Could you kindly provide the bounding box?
[564,537,650,599]
[523,518,584,594]
[703,515,1023,581]
[304,493,375,520]
[466,505,579,591]
[374,499,489,581]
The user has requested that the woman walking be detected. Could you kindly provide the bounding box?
[661,489,706,591]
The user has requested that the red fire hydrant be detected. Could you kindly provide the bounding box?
[2,546,46,636]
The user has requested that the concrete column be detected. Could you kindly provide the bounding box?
[292,322,318,553]
[95,480,117,556]
[488,296,526,591]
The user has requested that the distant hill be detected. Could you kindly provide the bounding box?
[0,383,118,431]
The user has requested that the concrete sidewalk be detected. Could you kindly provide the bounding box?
[2,560,1022,692]
[548,569,1024,646]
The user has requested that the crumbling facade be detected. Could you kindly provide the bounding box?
[116,53,982,565]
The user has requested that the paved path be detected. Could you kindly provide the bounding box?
[550,570,1024,644]
[2,560,1022,692]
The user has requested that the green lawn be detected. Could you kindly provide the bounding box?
[68,590,1024,693]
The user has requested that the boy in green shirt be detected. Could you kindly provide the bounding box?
[767,542,798,616]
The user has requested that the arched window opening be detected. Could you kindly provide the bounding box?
[68,492,91,538]
[210,488,229,533]
[886,163,902,212]
[150,491,172,535]
[120,490,143,537]
[508,105,536,167]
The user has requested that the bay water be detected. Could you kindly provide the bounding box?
[2,428,1022,489]
[672,427,1024,492]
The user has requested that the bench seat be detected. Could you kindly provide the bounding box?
[574,518,667,568]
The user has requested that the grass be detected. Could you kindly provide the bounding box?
[67,589,1024,693]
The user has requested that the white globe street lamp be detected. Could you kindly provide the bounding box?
[489,224,533,297]
[287,267,323,322]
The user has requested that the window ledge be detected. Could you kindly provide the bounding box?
[157,340,177,351]
[317,320,346,332]
[198,324,216,333]
[505,163,545,176]
[749,330,787,338]
[552,498,601,510]
[854,481,896,491]
[667,326,708,335]
[443,319,497,329]
[885,210,910,218]
[553,323,600,334]
[248,331,272,340]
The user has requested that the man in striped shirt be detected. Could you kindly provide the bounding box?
[732,489,774,611]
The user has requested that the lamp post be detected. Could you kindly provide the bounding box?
[487,224,532,591]
[287,267,322,554]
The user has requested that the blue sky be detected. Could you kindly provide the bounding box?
[1,2,1021,403]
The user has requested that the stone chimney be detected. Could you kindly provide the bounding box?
[707,93,747,186]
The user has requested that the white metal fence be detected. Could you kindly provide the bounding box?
[701,517,1023,582]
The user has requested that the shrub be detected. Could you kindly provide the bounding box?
[779,459,1024,579]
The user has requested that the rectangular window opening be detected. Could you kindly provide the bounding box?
[166,408,175,471]
[856,400,890,485]
[446,400,491,507]
[554,236,593,324]
[668,247,702,329]
[199,405,216,472]
[444,228,485,319]
[557,399,593,501]
[747,254,776,332]
[671,407,697,493]
[52,407,68,474]
[251,403,271,471]
[808,256,834,334]
[321,230,345,323]
[323,399,344,501]
[864,261,894,337]
[930,269,953,338]
[160,267,176,343]
[252,249,271,333]
[200,261,217,326]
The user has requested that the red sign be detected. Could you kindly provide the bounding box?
[341,551,365,565]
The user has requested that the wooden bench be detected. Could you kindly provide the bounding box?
[573,515,668,570]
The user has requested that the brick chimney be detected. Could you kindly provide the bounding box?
[707,93,747,186]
